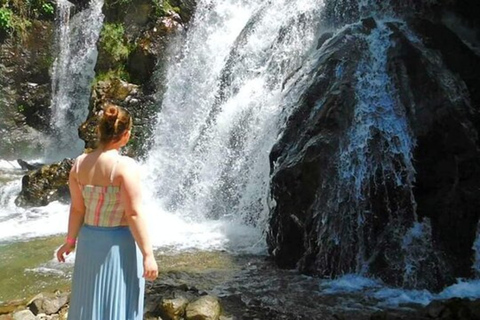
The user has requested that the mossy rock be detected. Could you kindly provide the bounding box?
[15,159,73,207]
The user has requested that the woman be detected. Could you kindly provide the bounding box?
[56,103,158,320]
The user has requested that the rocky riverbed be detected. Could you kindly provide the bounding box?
[1,244,480,320]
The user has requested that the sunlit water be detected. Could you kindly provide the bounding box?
[48,0,105,159]
[1,0,480,312]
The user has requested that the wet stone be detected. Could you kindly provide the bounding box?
[185,295,221,320]
[160,296,189,320]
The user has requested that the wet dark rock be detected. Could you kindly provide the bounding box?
[15,159,73,207]
[68,0,90,12]
[316,32,333,50]
[401,18,480,283]
[17,160,43,171]
[423,298,480,320]
[362,17,377,33]
[369,311,405,320]
[126,12,183,89]
[0,20,54,159]
[268,15,480,291]
[16,83,52,133]
[169,0,197,24]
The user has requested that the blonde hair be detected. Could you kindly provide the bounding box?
[98,103,133,145]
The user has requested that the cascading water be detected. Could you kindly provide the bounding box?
[0,0,105,242]
[0,0,479,312]
[268,0,480,291]
[143,0,325,252]
[335,22,422,283]
[49,0,105,159]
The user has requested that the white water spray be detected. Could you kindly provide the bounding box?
[143,0,325,252]
[49,0,104,159]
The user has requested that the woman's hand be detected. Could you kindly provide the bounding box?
[56,243,75,263]
[143,255,158,281]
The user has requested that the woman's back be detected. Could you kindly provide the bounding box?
[75,149,122,187]
[75,149,128,227]
[57,103,157,320]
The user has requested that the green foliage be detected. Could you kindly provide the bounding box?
[24,0,56,19]
[94,66,131,85]
[152,0,180,17]
[0,0,55,39]
[17,104,25,113]
[99,23,131,63]
[0,7,13,32]
[40,2,54,17]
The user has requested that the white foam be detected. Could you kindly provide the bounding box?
[438,279,480,300]
[320,275,480,308]
[320,274,382,294]
[373,288,434,307]
[0,160,21,170]
[0,201,69,242]
[144,201,266,254]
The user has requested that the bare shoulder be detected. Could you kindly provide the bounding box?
[71,153,87,174]
[119,155,137,166]
[75,153,87,163]
[117,156,140,174]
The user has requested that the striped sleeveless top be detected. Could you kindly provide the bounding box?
[76,155,126,227]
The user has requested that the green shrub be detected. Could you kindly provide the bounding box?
[40,2,54,17]
[99,23,130,63]
[94,67,131,85]
[0,0,55,39]
[0,7,13,32]
[152,0,178,17]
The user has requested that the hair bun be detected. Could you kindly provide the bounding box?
[104,105,119,123]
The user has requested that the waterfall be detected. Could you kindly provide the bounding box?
[336,22,417,275]
[49,0,105,159]
[143,0,325,250]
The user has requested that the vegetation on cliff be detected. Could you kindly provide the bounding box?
[0,0,54,39]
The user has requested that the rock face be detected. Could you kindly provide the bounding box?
[0,19,54,159]
[80,78,157,158]
[15,159,73,207]
[79,0,194,158]
[267,12,480,291]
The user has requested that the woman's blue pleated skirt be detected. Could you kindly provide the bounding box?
[68,225,145,320]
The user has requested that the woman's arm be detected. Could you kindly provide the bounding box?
[120,158,158,281]
[57,163,86,262]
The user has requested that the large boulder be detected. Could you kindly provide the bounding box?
[15,159,73,207]
[267,16,480,291]
[185,296,221,320]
